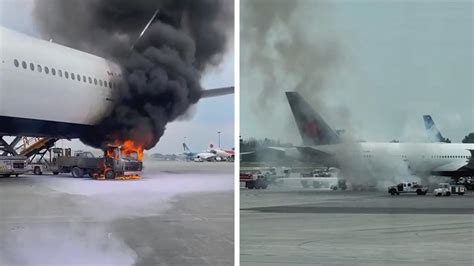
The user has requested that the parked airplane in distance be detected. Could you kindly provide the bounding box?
[208,144,234,161]
[182,143,218,162]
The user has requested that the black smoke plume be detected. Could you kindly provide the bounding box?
[33,0,233,150]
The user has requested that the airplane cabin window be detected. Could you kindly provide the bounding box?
[99,80,103,86]
[88,77,92,84]
[30,63,34,71]
[94,78,98,85]
[45,67,49,74]
[22,61,27,69]
[83,76,87,83]
[58,70,62,77]
[109,82,112,88]
[77,75,81,82]
[14,59,19,67]
[65,72,69,79]
[37,65,42,73]
[52,68,56,75]
[71,73,75,80]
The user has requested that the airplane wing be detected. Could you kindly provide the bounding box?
[265,146,287,152]
[295,146,333,157]
[265,146,333,158]
[433,160,472,172]
[201,86,234,98]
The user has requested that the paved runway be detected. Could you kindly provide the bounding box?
[241,187,474,266]
[0,161,234,265]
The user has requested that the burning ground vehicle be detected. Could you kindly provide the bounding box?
[100,144,143,180]
[388,181,428,195]
[50,142,143,180]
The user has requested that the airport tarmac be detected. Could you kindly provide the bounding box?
[0,161,234,265]
[241,186,474,266]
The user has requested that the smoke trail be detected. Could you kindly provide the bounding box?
[241,0,428,190]
[241,0,340,121]
[33,0,233,150]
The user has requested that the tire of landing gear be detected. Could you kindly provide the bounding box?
[445,192,451,197]
[71,167,84,178]
[52,172,59,175]
[104,169,115,180]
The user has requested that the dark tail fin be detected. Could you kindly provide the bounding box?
[183,143,191,153]
[423,115,446,142]
[286,92,340,145]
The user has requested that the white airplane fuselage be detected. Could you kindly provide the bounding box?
[0,26,122,137]
[310,142,474,177]
[195,152,218,161]
[210,148,233,158]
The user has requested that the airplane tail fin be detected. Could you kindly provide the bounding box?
[183,143,191,153]
[286,91,340,145]
[423,115,446,142]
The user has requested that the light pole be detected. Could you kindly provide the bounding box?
[217,131,221,148]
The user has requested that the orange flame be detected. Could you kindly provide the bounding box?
[106,148,115,159]
[119,140,144,161]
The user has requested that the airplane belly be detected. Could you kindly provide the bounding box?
[0,69,113,125]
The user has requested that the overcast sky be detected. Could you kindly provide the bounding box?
[241,0,473,144]
[0,0,234,154]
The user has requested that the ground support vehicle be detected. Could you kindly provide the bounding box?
[433,183,466,196]
[240,172,268,189]
[0,156,28,177]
